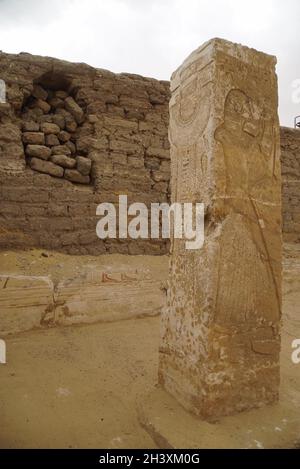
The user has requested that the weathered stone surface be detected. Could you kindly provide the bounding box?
[40,122,60,135]
[24,108,43,122]
[30,157,64,177]
[39,115,53,125]
[0,123,20,142]
[48,97,64,109]
[0,254,168,334]
[51,144,71,156]
[76,136,93,154]
[146,146,169,160]
[281,127,300,242]
[52,114,65,130]
[145,156,160,170]
[25,144,51,160]
[58,130,71,143]
[128,156,144,168]
[0,274,54,335]
[54,267,166,326]
[66,140,76,154]
[22,131,45,145]
[65,96,84,124]
[104,116,138,131]
[65,169,90,184]
[51,154,76,169]
[159,39,282,419]
[110,139,141,155]
[45,133,60,146]
[22,121,40,132]
[152,170,168,182]
[55,90,68,99]
[35,99,51,114]
[0,123,24,173]
[32,84,48,101]
[76,156,92,175]
[65,116,77,132]
[0,102,11,119]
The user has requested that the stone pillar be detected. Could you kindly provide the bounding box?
[159,38,282,420]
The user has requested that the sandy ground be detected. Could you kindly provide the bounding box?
[0,318,159,448]
[0,243,299,448]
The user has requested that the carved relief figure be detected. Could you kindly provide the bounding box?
[214,89,281,325]
[169,62,213,199]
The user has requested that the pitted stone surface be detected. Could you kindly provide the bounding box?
[159,39,282,419]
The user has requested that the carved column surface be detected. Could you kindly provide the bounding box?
[159,38,282,420]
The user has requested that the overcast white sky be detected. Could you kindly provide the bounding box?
[0,0,299,126]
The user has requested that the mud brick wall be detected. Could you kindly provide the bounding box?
[0,51,300,255]
[0,52,170,255]
[281,127,300,242]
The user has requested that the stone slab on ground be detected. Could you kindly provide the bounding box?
[53,274,165,326]
[0,250,168,335]
[0,274,54,335]
[138,386,300,449]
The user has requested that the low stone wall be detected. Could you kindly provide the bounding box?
[0,252,168,336]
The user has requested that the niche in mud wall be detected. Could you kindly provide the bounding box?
[21,71,92,184]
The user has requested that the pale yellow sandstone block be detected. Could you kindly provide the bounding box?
[159,38,282,419]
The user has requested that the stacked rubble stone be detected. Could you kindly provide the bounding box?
[22,84,91,184]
